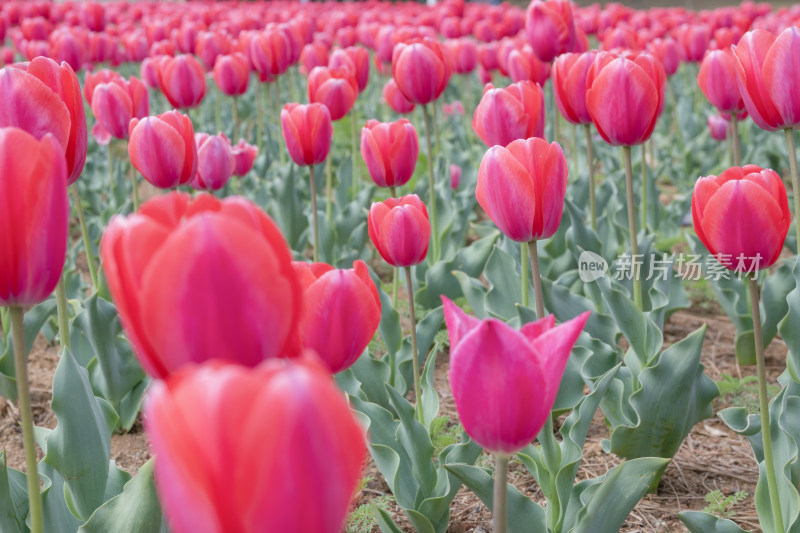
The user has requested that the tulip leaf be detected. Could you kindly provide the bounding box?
[39,462,83,533]
[451,270,488,318]
[678,511,751,533]
[596,275,661,365]
[484,245,523,320]
[373,505,406,533]
[541,274,619,348]
[780,260,800,383]
[0,451,27,533]
[420,347,440,435]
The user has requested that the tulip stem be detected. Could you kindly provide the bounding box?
[422,104,439,262]
[10,307,43,533]
[326,157,333,223]
[131,166,140,212]
[572,124,579,183]
[54,276,70,351]
[623,146,643,310]
[215,88,222,133]
[783,128,800,250]
[107,142,115,203]
[70,185,98,290]
[256,83,264,153]
[232,96,239,139]
[731,114,742,167]
[392,268,399,308]
[641,143,648,232]
[432,103,441,153]
[521,241,530,308]
[309,165,319,262]
[749,276,785,533]
[390,186,397,197]
[1,308,8,340]
[493,453,509,533]
[528,240,545,319]
[584,125,596,231]
[405,266,423,424]
[351,112,359,199]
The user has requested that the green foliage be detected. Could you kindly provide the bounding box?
[346,495,395,533]
[716,374,780,415]
[702,490,749,519]
[430,417,463,457]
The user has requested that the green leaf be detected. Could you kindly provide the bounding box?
[678,511,751,533]
[372,505,406,533]
[0,451,27,533]
[420,347,440,435]
[780,260,800,382]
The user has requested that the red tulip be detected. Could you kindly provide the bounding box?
[101,193,302,379]
[84,69,122,105]
[158,54,207,109]
[191,133,235,192]
[300,42,328,76]
[195,31,231,71]
[50,29,86,72]
[734,27,800,131]
[446,38,479,74]
[692,165,790,272]
[472,81,545,148]
[0,127,68,306]
[677,24,711,62]
[140,56,164,89]
[368,194,430,267]
[708,114,729,141]
[525,0,577,63]
[144,357,366,533]
[361,119,419,189]
[508,44,551,85]
[382,78,415,114]
[0,57,87,185]
[698,49,745,115]
[476,137,567,242]
[586,54,663,146]
[231,138,258,177]
[91,76,149,141]
[647,37,681,76]
[307,66,358,121]
[329,46,370,93]
[128,111,197,189]
[552,51,596,125]
[249,29,291,82]
[213,53,250,97]
[292,260,380,373]
[280,103,332,166]
[392,37,452,105]
[443,296,589,454]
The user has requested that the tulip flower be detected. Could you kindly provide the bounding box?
[444,295,589,533]
[329,46,370,93]
[692,165,790,532]
[145,358,366,533]
[292,260,380,374]
[196,31,231,71]
[383,79,415,114]
[129,110,197,190]
[280,103,332,167]
[525,0,577,63]
[231,138,258,177]
[507,44,551,85]
[248,29,292,82]
[213,53,250,97]
[698,49,745,165]
[647,38,681,77]
[677,24,711,62]
[191,133,235,192]
[101,192,302,379]
[158,54,207,109]
[300,42,329,76]
[307,66,358,121]
[472,81,545,148]
[450,164,462,190]
[90,76,149,142]
[708,114,729,141]
[0,126,69,533]
[391,37,452,105]
[446,38,479,74]
[360,119,419,193]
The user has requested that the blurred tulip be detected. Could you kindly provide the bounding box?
[307,66,358,121]
[368,195,430,267]
[360,119,419,190]
[508,44,551,85]
[698,49,745,115]
[158,54,207,109]
[648,38,681,76]
[552,51,596,125]
[128,111,197,189]
[145,358,366,533]
[196,31,231,71]
[91,76,149,141]
[443,296,589,454]
[84,68,122,105]
[677,23,711,62]
[708,114,729,141]
[392,38,452,105]
[280,103,332,166]
[450,164,462,189]
[692,165,790,272]
[329,46,370,93]
[231,138,258,177]
[101,193,302,378]
[213,53,250,97]
[525,0,576,63]
[192,133,235,191]
[0,127,68,306]
[446,38,479,74]
[300,42,328,76]
[383,78,415,114]
[472,81,545,147]
[292,260,380,373]
[249,29,291,82]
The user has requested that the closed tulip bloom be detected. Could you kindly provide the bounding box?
[443,296,590,454]
[249,29,292,82]
[698,49,745,115]
[361,119,419,189]
[472,81,545,148]
[192,133,235,192]
[648,38,681,76]
[84,69,122,104]
[158,54,207,109]
[508,44,551,85]
[734,27,800,131]
[708,114,729,141]
[231,138,258,177]
[213,53,250,97]
[300,42,329,76]
[129,111,197,189]
[552,51,596,125]
[450,164,462,189]
[392,37,452,105]
[91,77,149,141]
[281,103,332,166]
[368,195,430,267]
[307,66,358,121]
[0,127,68,306]
[476,137,567,242]
[140,56,163,89]
[678,24,711,63]
[292,260,380,374]
[101,193,303,378]
[692,165,790,272]
[144,358,366,533]
[446,38,479,74]
[0,57,87,185]
[586,55,662,146]
[329,46,370,93]
[383,79,415,114]
[525,0,577,63]
[195,31,231,71]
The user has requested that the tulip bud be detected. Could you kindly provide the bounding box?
[450,164,462,189]
[708,114,729,141]
[525,0,577,63]
[280,103,332,166]
[158,54,207,109]
[213,53,250,97]
[191,133,235,191]
[552,51,596,125]
[307,66,358,121]
[368,194,430,267]
[300,42,329,76]
[391,37,452,105]
[329,46,370,93]
[128,111,197,189]
[472,81,545,148]
[382,78,415,114]
[231,138,258,177]
[698,49,745,115]
[508,44,551,86]
[360,119,419,189]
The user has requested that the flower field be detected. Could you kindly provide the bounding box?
[2,1,800,532]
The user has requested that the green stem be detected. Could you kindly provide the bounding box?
[309,165,319,262]
[432,102,441,152]
[422,105,439,262]
[392,267,399,308]
[10,307,43,533]
[528,240,545,319]
[326,157,333,223]
[0,308,8,340]
[668,81,685,151]
[585,125,596,231]
[572,124,579,182]
[623,146,643,309]
[749,276,785,533]
[70,185,98,290]
[256,83,264,153]
[521,241,529,308]
[493,454,509,533]
[641,143,648,232]
[390,185,397,198]
[405,266,423,424]
[732,114,742,167]
[54,275,70,351]
[783,128,800,250]
[215,87,222,133]
[351,111,359,198]
[274,82,285,166]
[131,164,140,212]
[234,177,242,196]
[106,142,115,203]
[232,96,239,140]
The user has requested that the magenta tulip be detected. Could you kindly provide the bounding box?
[280,103,332,166]
[360,119,419,189]
[368,195,430,267]
[191,133,235,192]
[472,81,545,148]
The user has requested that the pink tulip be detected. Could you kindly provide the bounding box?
[525,0,577,63]
[552,51,596,125]
[128,111,197,189]
[329,46,370,93]
[213,53,250,97]
[158,54,207,109]
[450,164,462,189]
[368,195,430,267]
[361,119,419,189]
[383,79,415,114]
[231,139,258,177]
[708,114,729,141]
[392,37,452,105]
[300,42,328,76]
[91,76,149,142]
[698,49,745,115]
[444,296,590,454]
[508,44,551,85]
[280,103,332,166]
[191,133,235,192]
[472,81,545,148]
[307,66,358,121]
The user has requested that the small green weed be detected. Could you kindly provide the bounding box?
[702,489,748,519]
